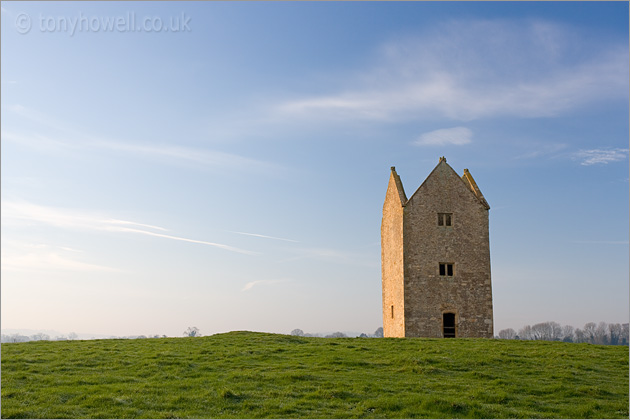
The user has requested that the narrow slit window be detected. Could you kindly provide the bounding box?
[391,305,394,319]
[438,213,453,226]
[439,263,454,277]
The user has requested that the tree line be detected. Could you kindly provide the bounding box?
[2,326,203,343]
[1,332,168,343]
[497,321,629,345]
[291,327,384,338]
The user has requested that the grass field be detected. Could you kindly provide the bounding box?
[1,331,628,418]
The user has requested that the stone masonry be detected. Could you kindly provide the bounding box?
[381,157,493,338]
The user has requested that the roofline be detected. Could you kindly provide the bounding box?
[462,169,490,210]
[390,166,408,206]
[403,158,490,210]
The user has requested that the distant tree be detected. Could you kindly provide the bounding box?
[374,327,384,338]
[608,323,621,346]
[184,327,201,337]
[621,324,629,346]
[68,332,78,340]
[325,332,347,338]
[30,333,50,341]
[498,328,517,340]
[574,328,586,343]
[290,329,304,337]
[518,325,533,340]
[594,322,609,345]
[8,334,29,343]
[549,322,563,341]
[561,325,574,343]
[532,322,556,341]
[583,322,597,344]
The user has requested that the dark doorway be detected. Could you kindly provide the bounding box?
[443,313,456,338]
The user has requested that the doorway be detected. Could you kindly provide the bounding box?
[443,312,456,338]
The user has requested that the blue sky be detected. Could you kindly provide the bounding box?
[1,1,628,338]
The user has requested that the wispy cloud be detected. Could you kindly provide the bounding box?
[413,127,472,146]
[2,200,258,255]
[573,148,629,166]
[228,231,299,243]
[1,242,118,272]
[278,247,379,268]
[572,240,629,245]
[513,143,568,160]
[92,141,277,173]
[2,251,119,272]
[2,106,278,173]
[242,278,291,291]
[274,19,628,123]
[115,227,258,255]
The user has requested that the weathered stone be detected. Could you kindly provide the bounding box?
[381,158,494,338]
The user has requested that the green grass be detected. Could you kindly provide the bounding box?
[2,331,628,418]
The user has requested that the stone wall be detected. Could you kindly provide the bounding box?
[381,159,493,338]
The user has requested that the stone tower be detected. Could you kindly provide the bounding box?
[381,157,493,338]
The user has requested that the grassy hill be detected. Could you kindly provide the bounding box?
[2,331,628,418]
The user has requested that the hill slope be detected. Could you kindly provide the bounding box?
[2,331,628,418]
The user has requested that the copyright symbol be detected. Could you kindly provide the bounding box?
[15,13,32,34]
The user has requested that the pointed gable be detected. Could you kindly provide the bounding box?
[387,166,407,207]
[462,169,490,210]
[405,157,489,211]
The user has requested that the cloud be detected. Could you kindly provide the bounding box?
[1,242,118,272]
[2,106,278,173]
[114,227,259,255]
[2,251,118,273]
[228,231,299,243]
[573,148,629,166]
[513,143,569,160]
[573,240,629,245]
[242,279,290,291]
[92,141,277,173]
[278,247,379,268]
[413,127,472,146]
[2,200,258,255]
[274,19,628,123]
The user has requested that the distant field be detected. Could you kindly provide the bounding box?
[2,331,628,418]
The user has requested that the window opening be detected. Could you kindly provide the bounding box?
[439,263,454,277]
[438,213,453,226]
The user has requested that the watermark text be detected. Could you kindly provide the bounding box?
[15,11,191,35]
